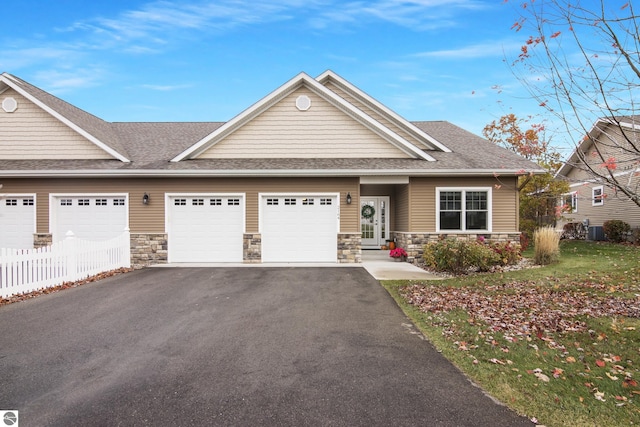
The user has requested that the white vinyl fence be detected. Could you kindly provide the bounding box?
[1,229,131,298]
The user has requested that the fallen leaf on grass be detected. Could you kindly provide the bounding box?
[596,360,606,367]
[489,358,506,365]
[594,391,606,402]
[606,372,619,381]
[552,368,564,378]
[535,372,550,382]
[566,356,577,363]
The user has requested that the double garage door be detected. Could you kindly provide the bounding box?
[168,194,338,263]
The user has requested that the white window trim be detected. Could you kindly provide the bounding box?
[562,191,578,213]
[592,186,604,206]
[436,187,492,233]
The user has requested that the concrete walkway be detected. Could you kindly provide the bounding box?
[154,250,443,281]
[361,250,443,281]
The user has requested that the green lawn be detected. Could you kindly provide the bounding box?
[382,241,640,427]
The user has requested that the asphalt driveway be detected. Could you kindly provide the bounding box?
[0,267,533,426]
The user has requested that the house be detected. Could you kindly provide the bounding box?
[556,117,640,239]
[0,71,543,267]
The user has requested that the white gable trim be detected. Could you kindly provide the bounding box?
[316,70,452,153]
[0,73,130,163]
[171,72,435,162]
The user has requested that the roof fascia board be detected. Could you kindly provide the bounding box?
[0,73,130,163]
[316,70,452,153]
[171,72,436,162]
[555,118,608,178]
[0,168,546,178]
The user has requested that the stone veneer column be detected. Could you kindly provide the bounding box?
[243,234,262,263]
[130,233,168,268]
[33,233,53,249]
[337,233,361,263]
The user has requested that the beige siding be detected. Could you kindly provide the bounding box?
[198,87,411,159]
[0,177,360,235]
[562,180,640,228]
[323,81,432,150]
[567,124,640,182]
[0,89,113,159]
[394,184,410,231]
[409,177,518,232]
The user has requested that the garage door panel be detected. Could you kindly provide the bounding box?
[0,197,35,249]
[168,196,244,263]
[262,196,337,263]
[53,196,128,243]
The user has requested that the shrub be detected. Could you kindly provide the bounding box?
[533,226,560,265]
[423,239,501,274]
[489,241,522,265]
[603,219,631,243]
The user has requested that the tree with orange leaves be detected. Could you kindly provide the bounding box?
[508,0,640,208]
[483,114,568,234]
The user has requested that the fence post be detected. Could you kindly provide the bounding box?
[123,227,131,269]
[65,230,78,282]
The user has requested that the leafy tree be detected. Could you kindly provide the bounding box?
[507,0,640,208]
[483,114,569,233]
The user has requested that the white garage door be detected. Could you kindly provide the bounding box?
[52,195,128,243]
[261,195,338,263]
[168,195,244,263]
[0,196,35,249]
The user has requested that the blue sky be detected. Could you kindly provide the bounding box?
[1,1,568,148]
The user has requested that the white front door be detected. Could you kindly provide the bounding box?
[361,196,389,249]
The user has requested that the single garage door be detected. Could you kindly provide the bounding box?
[261,194,338,263]
[0,196,35,249]
[52,195,128,243]
[168,195,244,263]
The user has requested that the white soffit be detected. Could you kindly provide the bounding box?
[360,176,410,184]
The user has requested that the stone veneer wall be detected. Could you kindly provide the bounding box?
[130,233,168,268]
[338,233,361,263]
[392,232,521,266]
[243,233,262,263]
[34,233,52,249]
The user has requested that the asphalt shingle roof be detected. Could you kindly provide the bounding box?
[0,73,544,176]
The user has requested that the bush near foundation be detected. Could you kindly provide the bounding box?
[423,239,521,274]
[603,219,631,243]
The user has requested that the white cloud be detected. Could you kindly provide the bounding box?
[413,41,522,60]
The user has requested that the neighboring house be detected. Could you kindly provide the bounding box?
[556,117,640,239]
[0,71,543,267]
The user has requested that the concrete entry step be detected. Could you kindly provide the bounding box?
[361,250,443,281]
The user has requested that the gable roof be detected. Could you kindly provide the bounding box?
[0,71,545,178]
[556,116,640,179]
[170,72,437,162]
[316,70,452,153]
[0,73,130,162]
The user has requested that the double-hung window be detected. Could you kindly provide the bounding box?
[437,188,491,232]
[592,186,604,206]
[562,191,578,213]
